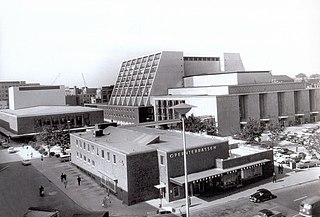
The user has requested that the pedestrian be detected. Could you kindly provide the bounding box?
[272,172,277,183]
[60,173,64,182]
[278,164,281,174]
[102,196,108,207]
[64,174,67,181]
[39,185,44,197]
[77,175,81,186]
[281,165,284,174]
[63,179,68,188]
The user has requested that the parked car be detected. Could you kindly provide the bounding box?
[297,159,319,169]
[147,207,177,217]
[253,209,284,217]
[7,147,17,153]
[276,155,292,164]
[305,153,318,160]
[22,159,32,166]
[250,189,276,203]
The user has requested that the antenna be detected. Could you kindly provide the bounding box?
[52,73,61,84]
[81,73,87,87]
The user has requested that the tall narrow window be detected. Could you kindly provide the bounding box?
[113,155,116,164]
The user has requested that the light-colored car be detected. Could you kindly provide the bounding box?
[22,159,32,166]
[297,159,319,168]
[147,207,177,217]
[276,155,292,164]
[7,147,17,153]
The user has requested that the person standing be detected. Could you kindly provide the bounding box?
[77,175,81,186]
[63,179,68,188]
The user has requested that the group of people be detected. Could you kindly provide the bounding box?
[60,173,82,188]
[278,164,284,174]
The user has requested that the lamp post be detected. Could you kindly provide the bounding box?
[170,103,194,217]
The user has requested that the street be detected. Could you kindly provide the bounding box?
[191,180,320,217]
[0,161,87,217]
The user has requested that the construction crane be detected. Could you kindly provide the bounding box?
[52,72,61,84]
[81,73,87,87]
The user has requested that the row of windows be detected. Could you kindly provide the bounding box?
[104,107,136,113]
[184,57,220,61]
[76,152,96,167]
[76,140,117,164]
[104,113,136,119]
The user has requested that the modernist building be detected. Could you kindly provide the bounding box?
[154,71,320,135]
[70,125,273,205]
[0,85,103,138]
[0,81,40,109]
[98,51,320,135]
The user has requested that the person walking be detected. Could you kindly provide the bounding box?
[272,171,277,183]
[77,175,81,186]
[281,165,284,174]
[278,164,281,174]
[63,179,68,188]
[60,173,64,182]
[39,186,44,197]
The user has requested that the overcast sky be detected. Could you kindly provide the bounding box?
[1,0,320,87]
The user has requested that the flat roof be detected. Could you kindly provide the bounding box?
[73,126,227,155]
[123,127,227,153]
[0,106,103,117]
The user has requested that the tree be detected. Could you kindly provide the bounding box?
[266,121,283,146]
[295,73,307,79]
[179,114,218,135]
[309,73,320,79]
[36,125,70,156]
[239,118,264,144]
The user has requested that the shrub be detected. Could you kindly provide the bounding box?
[55,153,60,158]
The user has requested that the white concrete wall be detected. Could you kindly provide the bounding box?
[168,86,229,96]
[9,85,66,110]
[0,111,18,132]
[184,73,238,87]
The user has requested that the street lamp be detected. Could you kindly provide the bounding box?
[170,103,194,217]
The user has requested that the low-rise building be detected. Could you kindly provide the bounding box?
[70,126,273,205]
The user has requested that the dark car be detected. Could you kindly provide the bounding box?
[250,189,276,203]
[253,209,283,217]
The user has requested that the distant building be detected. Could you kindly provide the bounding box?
[101,85,114,103]
[70,126,273,205]
[0,85,103,138]
[0,81,40,109]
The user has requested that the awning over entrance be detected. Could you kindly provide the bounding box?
[170,159,271,186]
[154,182,166,189]
[260,118,270,122]
[310,111,319,115]
[295,113,304,117]
[278,116,288,119]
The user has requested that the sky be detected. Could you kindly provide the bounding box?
[0,0,320,87]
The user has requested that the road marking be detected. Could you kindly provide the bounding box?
[294,196,307,202]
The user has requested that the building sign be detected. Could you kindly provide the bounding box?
[169,145,217,158]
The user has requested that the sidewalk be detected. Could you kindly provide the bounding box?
[31,156,157,217]
[31,151,320,216]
